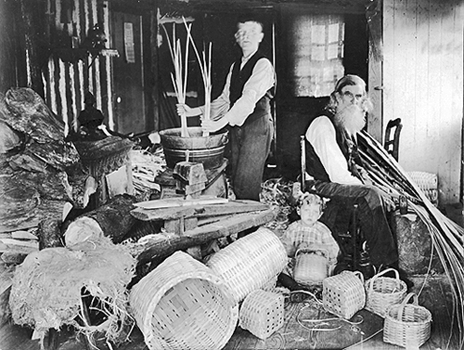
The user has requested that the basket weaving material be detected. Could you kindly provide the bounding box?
[365,268,407,318]
[293,248,329,286]
[322,271,366,319]
[407,171,439,205]
[206,227,287,304]
[129,251,238,350]
[239,290,285,340]
[383,293,432,348]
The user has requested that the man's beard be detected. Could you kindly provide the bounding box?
[334,104,366,135]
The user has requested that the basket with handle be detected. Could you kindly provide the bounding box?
[322,270,366,319]
[293,248,329,286]
[364,267,407,317]
[383,292,432,348]
[129,251,238,350]
[239,289,285,340]
[206,227,288,304]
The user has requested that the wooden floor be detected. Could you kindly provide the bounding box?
[1,204,463,350]
[0,274,462,350]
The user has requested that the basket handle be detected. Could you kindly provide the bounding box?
[367,267,400,292]
[353,270,365,283]
[295,247,329,258]
[397,292,418,319]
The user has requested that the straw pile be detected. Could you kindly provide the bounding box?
[9,236,136,345]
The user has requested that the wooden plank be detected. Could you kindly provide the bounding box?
[135,209,275,264]
[131,200,269,221]
[134,196,229,209]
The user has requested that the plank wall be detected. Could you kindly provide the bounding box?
[42,0,114,133]
[382,0,464,204]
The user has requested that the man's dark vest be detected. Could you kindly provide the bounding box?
[305,111,360,182]
[229,51,273,125]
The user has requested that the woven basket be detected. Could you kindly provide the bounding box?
[239,289,285,340]
[322,270,366,319]
[129,251,238,350]
[365,268,407,318]
[206,227,287,304]
[293,248,329,286]
[383,293,432,348]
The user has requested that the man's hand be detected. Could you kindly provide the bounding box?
[202,117,228,133]
[176,103,200,117]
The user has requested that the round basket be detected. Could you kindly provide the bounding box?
[364,267,407,317]
[206,227,288,304]
[129,251,238,350]
[293,248,329,286]
[383,292,432,348]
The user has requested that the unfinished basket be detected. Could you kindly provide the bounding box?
[383,293,432,348]
[206,227,287,304]
[239,289,285,340]
[365,268,407,318]
[322,270,366,319]
[129,251,238,350]
[293,248,329,286]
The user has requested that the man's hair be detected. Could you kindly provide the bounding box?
[325,74,372,114]
[236,15,264,31]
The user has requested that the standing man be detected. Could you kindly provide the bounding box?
[304,75,407,282]
[177,17,275,201]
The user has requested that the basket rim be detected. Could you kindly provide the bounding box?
[385,304,433,324]
[131,251,234,341]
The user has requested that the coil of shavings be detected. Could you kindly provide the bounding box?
[260,178,295,234]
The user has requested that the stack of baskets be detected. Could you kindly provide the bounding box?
[364,268,408,317]
[129,251,238,350]
[206,227,288,304]
[239,289,285,340]
[383,293,432,348]
[322,270,366,319]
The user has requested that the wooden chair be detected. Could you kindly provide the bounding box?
[384,118,403,161]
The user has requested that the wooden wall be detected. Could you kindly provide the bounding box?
[382,0,464,204]
[42,0,114,133]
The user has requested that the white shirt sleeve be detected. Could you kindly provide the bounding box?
[224,58,275,126]
[305,116,362,185]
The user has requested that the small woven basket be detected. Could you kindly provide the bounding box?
[365,268,407,318]
[322,270,366,319]
[129,251,238,350]
[206,227,287,304]
[293,248,329,286]
[383,293,432,348]
[239,289,285,340]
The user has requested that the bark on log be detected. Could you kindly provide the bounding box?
[63,194,138,245]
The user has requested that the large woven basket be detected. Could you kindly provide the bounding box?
[129,251,238,350]
[293,248,329,286]
[239,289,285,340]
[206,227,287,304]
[322,270,366,319]
[383,293,432,348]
[365,268,407,318]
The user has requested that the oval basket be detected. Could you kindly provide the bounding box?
[206,227,288,304]
[383,293,432,348]
[129,251,238,350]
[365,267,407,318]
[293,248,329,286]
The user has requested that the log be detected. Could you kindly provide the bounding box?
[135,209,276,265]
[63,194,138,245]
[37,219,62,249]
